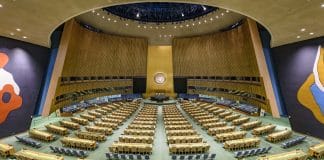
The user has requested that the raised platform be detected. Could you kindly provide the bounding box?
[143,99,177,105]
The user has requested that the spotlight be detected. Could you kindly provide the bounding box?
[138,25,141,28]
[174,26,177,29]
[221,13,224,16]
[215,15,219,19]
[226,10,230,13]
[136,13,140,18]
[9,32,14,36]
[113,20,117,23]
[198,21,201,24]
[125,23,129,26]
[91,10,95,13]
[102,16,105,19]
[202,5,207,11]
[309,32,314,35]
[192,23,195,26]
[162,26,165,29]
[181,13,184,17]
[297,35,301,39]
[204,20,207,23]
[16,28,21,32]
[22,36,27,39]
[186,24,189,27]
[108,18,111,21]
[96,13,100,16]
[321,4,324,8]
[300,28,306,32]
[210,18,213,21]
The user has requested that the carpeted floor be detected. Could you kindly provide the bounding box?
[0,101,322,160]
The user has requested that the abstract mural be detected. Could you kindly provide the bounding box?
[298,46,324,123]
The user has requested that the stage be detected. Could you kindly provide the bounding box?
[143,99,178,105]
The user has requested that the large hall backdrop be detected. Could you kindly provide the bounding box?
[272,37,324,139]
[0,36,50,138]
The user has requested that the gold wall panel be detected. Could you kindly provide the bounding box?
[173,19,274,114]
[145,45,175,97]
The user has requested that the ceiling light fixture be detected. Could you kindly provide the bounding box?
[16,28,21,32]
[125,23,129,26]
[102,16,105,19]
[156,26,159,29]
[198,21,201,24]
[321,4,324,8]
[202,5,207,11]
[91,10,95,13]
[181,13,184,17]
[204,20,207,23]
[0,4,3,8]
[22,36,27,39]
[113,20,117,23]
[144,26,147,29]
[210,18,213,21]
[216,15,219,19]
[9,32,14,36]
[192,23,195,26]
[180,25,183,28]
[226,10,230,13]
[108,18,111,21]
[186,24,189,27]
[297,35,301,38]
[300,28,306,32]
[162,26,165,29]
[221,13,224,16]
[136,13,140,18]
[96,13,100,16]
[174,26,177,29]
[309,32,314,35]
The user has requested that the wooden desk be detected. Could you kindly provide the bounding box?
[109,142,153,154]
[266,130,292,142]
[45,124,68,135]
[75,131,106,142]
[80,114,96,121]
[169,143,210,154]
[124,129,155,136]
[202,121,227,129]
[59,120,80,130]
[257,149,308,160]
[128,124,155,130]
[85,126,113,135]
[165,125,192,130]
[14,149,63,160]
[29,129,54,141]
[167,135,203,144]
[224,137,260,150]
[207,126,235,135]
[61,137,97,150]
[119,135,154,144]
[252,124,276,135]
[166,130,197,136]
[0,143,15,157]
[309,142,324,158]
[240,120,262,130]
[71,117,89,125]
[94,121,118,130]
[232,117,250,125]
[215,131,247,142]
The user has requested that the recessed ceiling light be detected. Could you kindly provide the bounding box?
[150,26,153,29]
[156,26,159,29]
[169,35,172,37]
[113,20,117,23]
[192,23,195,26]
[216,15,219,19]
[181,13,184,17]
[91,10,95,13]
[162,26,165,29]
[16,28,21,32]
[202,6,206,11]
[309,32,314,35]
[300,28,306,32]
[198,21,201,24]
[144,26,147,29]
[321,4,324,8]
[136,13,140,18]
[0,4,3,8]
[174,26,177,29]
[102,16,105,19]
[297,35,301,38]
[164,35,167,37]
[221,13,224,16]
[159,35,162,37]
[226,10,230,13]
[180,25,183,28]
[138,25,140,28]
[204,20,207,23]
[125,23,129,26]
[22,36,27,39]
[96,13,100,16]
[186,24,189,27]
[210,18,213,21]
[9,32,14,36]
[108,18,111,21]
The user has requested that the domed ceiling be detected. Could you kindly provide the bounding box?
[76,2,244,45]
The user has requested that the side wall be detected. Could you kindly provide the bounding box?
[272,37,324,139]
[48,20,148,113]
[173,19,272,113]
[0,36,50,138]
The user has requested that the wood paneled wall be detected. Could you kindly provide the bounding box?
[62,21,148,77]
[173,19,272,113]
[173,19,259,77]
[50,20,147,113]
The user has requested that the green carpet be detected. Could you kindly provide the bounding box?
[0,101,322,160]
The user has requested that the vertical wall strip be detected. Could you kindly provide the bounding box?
[258,26,287,116]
